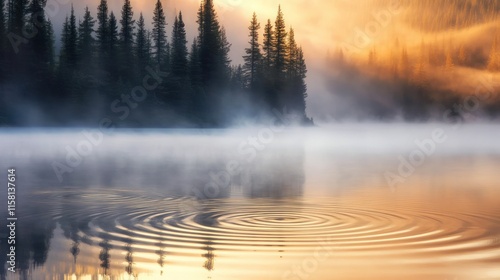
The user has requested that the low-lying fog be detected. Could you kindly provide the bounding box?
[0,123,499,194]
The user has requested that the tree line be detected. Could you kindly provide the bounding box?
[0,0,312,127]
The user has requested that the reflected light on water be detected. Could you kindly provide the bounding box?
[0,125,499,280]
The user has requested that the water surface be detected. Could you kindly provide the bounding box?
[1,125,499,279]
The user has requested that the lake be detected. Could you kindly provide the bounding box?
[1,124,500,279]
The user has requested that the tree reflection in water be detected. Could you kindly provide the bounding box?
[98,240,112,277]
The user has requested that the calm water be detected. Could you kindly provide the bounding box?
[1,124,500,280]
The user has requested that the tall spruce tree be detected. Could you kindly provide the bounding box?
[167,12,189,113]
[273,6,288,84]
[152,0,167,69]
[78,6,95,71]
[262,19,274,72]
[9,0,27,34]
[198,0,220,86]
[262,19,276,108]
[61,5,78,68]
[60,16,69,66]
[119,0,135,80]
[295,46,308,116]
[107,12,119,81]
[171,12,188,78]
[287,28,297,81]
[189,38,202,89]
[230,64,244,91]
[68,5,78,66]
[165,41,171,70]
[6,0,28,75]
[196,0,233,123]
[188,37,205,121]
[243,13,262,90]
[218,26,231,78]
[96,0,108,58]
[46,19,55,73]
[27,0,52,87]
[135,13,150,78]
[59,11,78,102]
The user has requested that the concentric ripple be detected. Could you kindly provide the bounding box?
[29,189,500,265]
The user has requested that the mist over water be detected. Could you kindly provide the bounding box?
[0,124,500,279]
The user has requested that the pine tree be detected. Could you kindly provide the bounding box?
[107,12,119,81]
[243,12,262,90]
[284,27,308,118]
[165,41,171,71]
[218,26,231,79]
[46,19,55,74]
[261,19,276,109]
[28,0,48,54]
[165,12,190,113]
[171,12,188,78]
[230,64,244,91]
[198,0,230,88]
[9,0,27,33]
[135,13,150,78]
[120,0,135,79]
[196,0,232,124]
[96,0,108,56]
[295,46,308,116]
[69,5,78,65]
[189,37,205,121]
[78,6,95,70]
[60,15,69,65]
[189,38,202,88]
[6,0,28,75]
[286,27,297,81]
[120,0,135,48]
[152,0,167,69]
[61,5,78,68]
[146,30,152,61]
[196,1,204,45]
[59,14,73,94]
[273,6,288,82]
[284,27,298,112]
[262,19,274,72]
